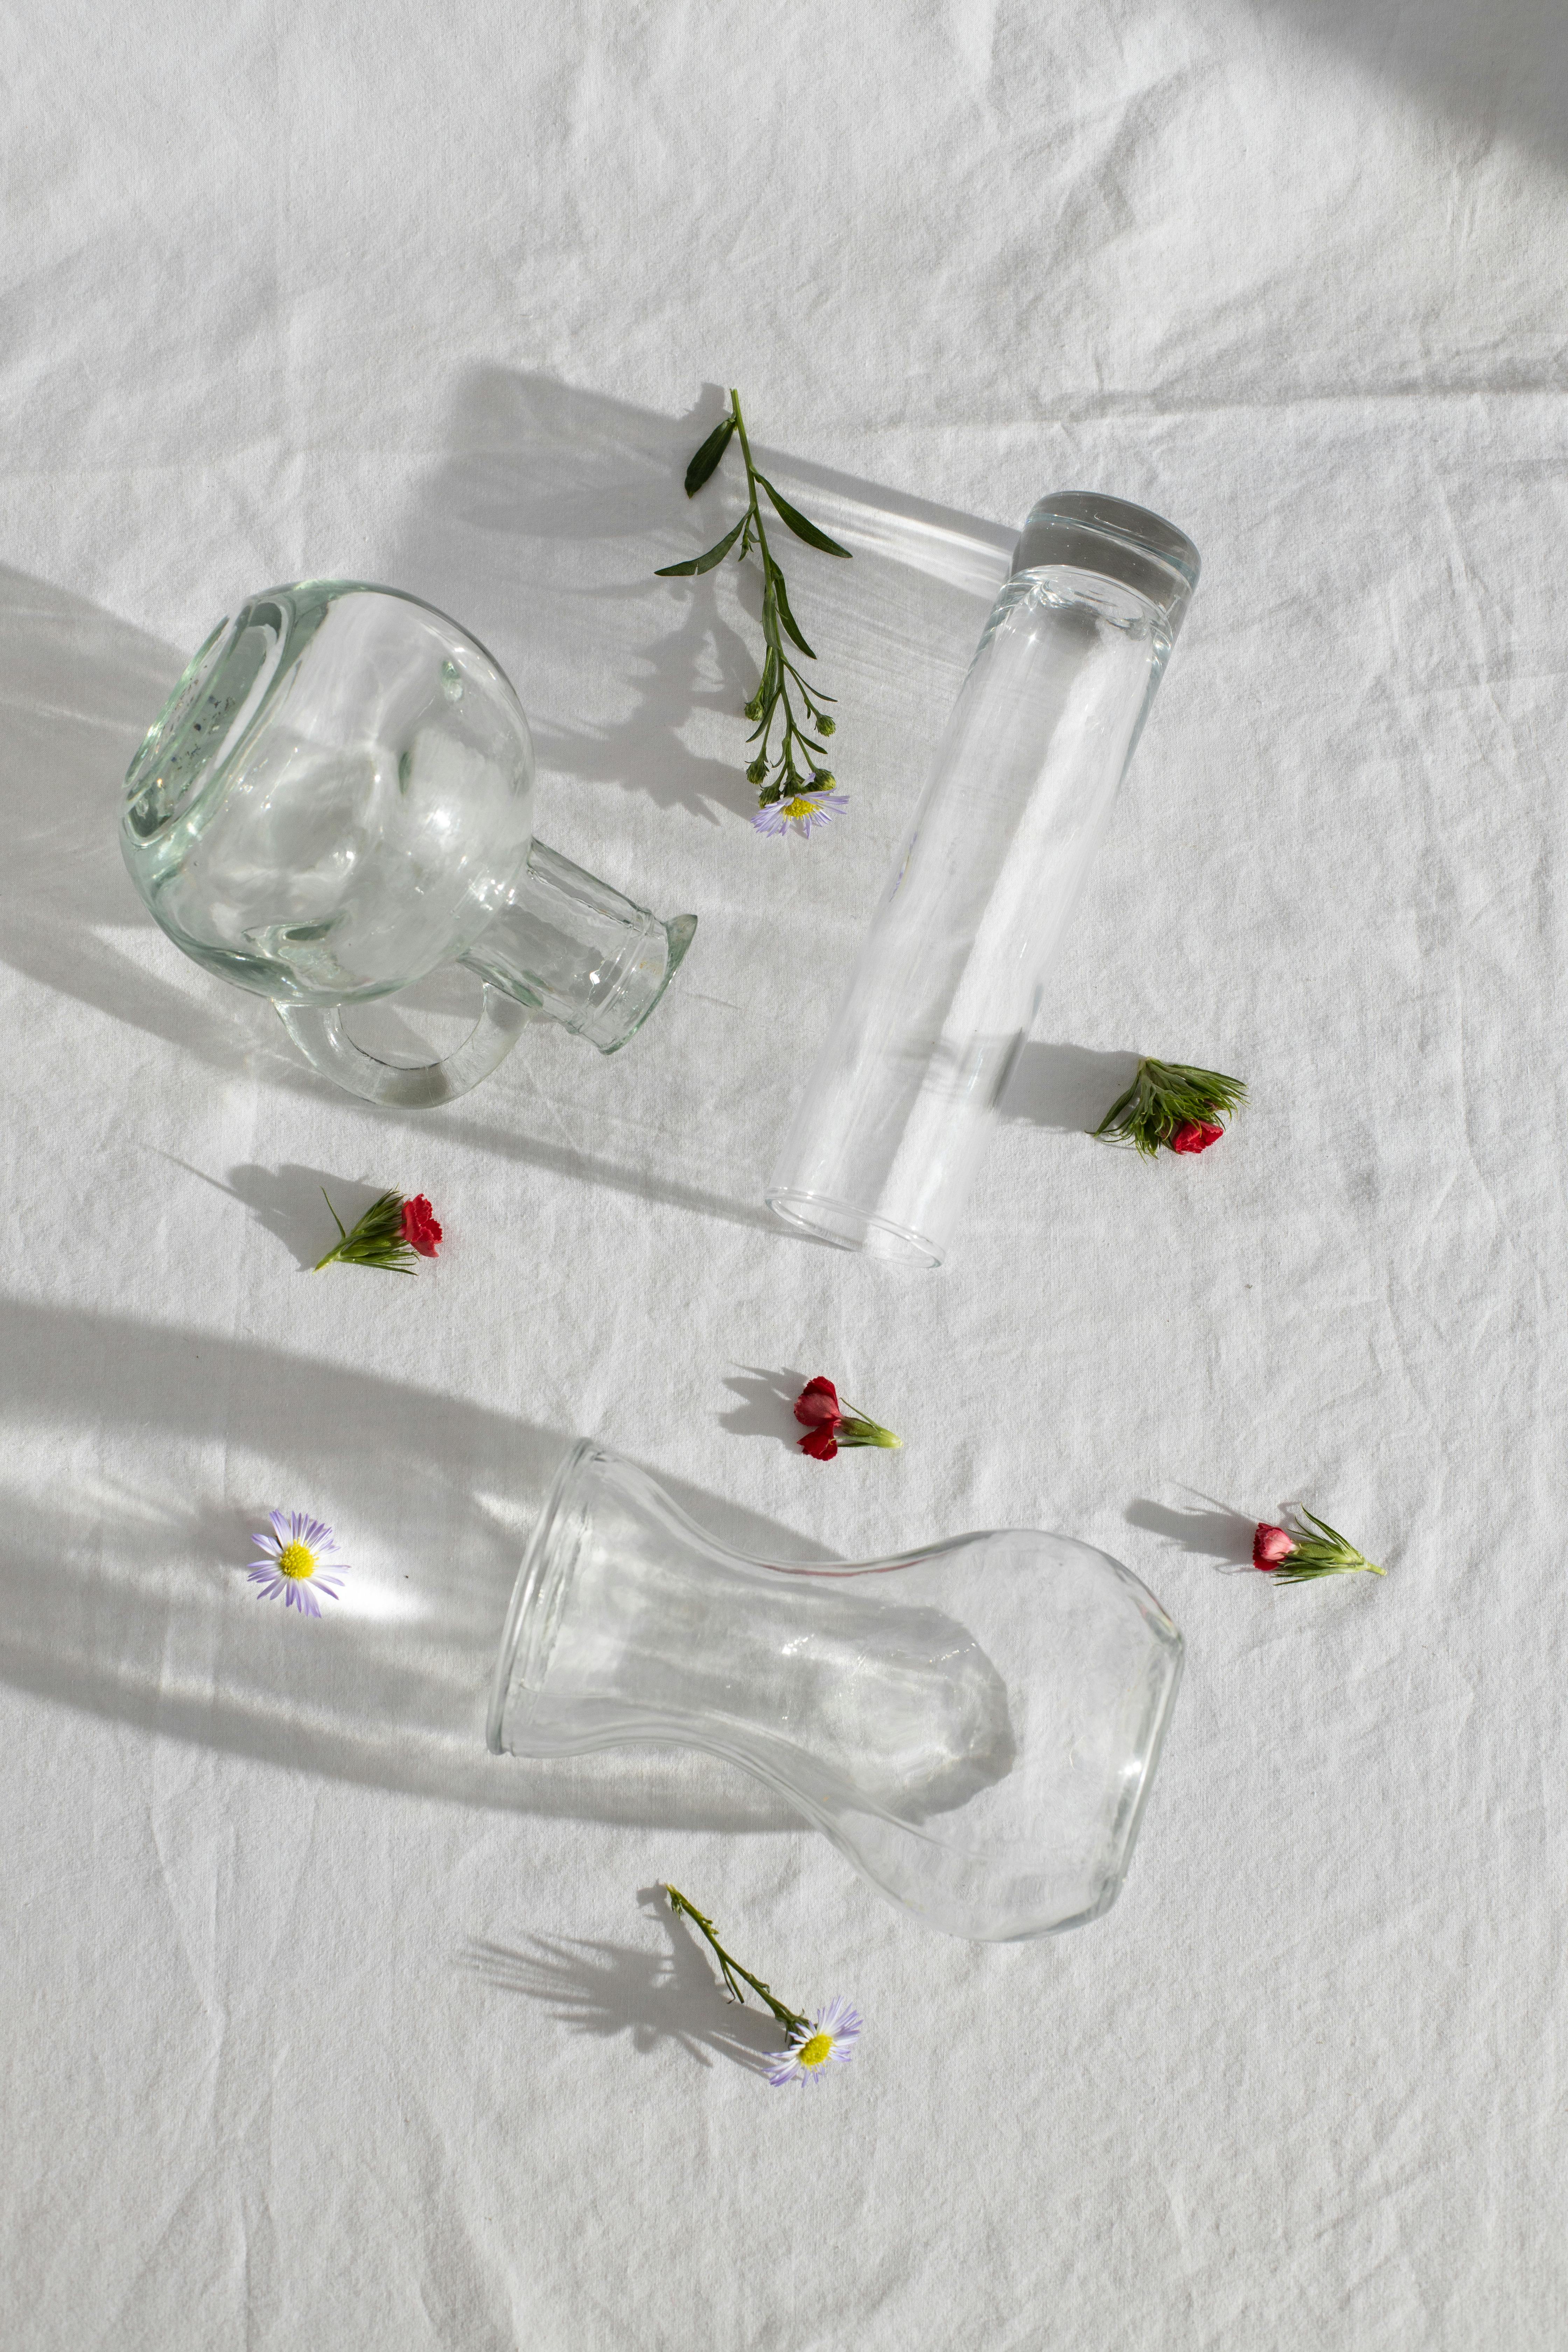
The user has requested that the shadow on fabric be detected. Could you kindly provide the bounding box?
[997,1042,1141,1136]
[0,1293,832,1833]
[459,1894,783,2076]
[1125,1496,1257,1565]
[1262,0,1568,176]
[384,366,1015,830]
[0,564,299,1083]
[0,559,827,1240]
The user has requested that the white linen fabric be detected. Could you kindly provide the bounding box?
[1,3,1565,2344]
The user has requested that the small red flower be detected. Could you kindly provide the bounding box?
[1170,1120,1225,1155]
[1253,1522,1297,1572]
[794,1377,841,1431]
[791,1375,900,1461]
[400,1195,443,1258]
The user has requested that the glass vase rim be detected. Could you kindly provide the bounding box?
[764,1187,945,1268]
[1014,490,1200,591]
[123,577,522,841]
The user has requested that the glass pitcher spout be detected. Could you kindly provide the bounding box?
[462,840,697,1056]
[489,1441,1184,1943]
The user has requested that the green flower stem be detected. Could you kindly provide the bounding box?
[728,392,830,792]
[664,1884,807,2034]
[1094,1056,1248,1156]
[1272,1510,1385,1585]
[313,1189,418,1274]
[657,388,848,814]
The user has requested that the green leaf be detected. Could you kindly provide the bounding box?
[655,517,744,578]
[757,475,852,558]
[1092,1056,1247,1157]
[772,569,816,659]
[683,416,735,497]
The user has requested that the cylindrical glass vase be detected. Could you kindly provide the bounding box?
[766,491,1199,1268]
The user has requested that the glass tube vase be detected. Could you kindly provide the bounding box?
[766,491,1200,1267]
[489,1440,1183,1942]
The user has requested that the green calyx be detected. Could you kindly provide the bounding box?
[1269,1510,1385,1585]
[313,1189,418,1274]
[836,1416,902,1450]
[1094,1056,1248,1157]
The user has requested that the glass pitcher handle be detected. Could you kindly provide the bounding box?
[275,986,530,1107]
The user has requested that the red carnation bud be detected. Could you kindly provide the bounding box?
[793,1377,841,1430]
[792,1374,900,1461]
[1253,1522,1297,1572]
[400,1195,443,1258]
[1170,1120,1225,1155]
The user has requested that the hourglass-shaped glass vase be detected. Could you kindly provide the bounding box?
[121,581,697,1107]
[489,1442,1183,1942]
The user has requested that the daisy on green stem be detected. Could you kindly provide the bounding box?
[753,780,849,841]
[663,1884,862,2089]
[768,1996,863,2088]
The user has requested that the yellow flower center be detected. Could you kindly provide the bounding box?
[278,1541,317,1580]
[783,797,817,820]
[797,2032,833,2069]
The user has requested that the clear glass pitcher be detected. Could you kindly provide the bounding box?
[121,581,696,1106]
[489,1440,1184,1941]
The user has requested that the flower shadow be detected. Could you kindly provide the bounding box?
[460,1897,783,2075]
[1125,1494,1257,1566]
[997,1042,1141,1135]
[224,1163,393,1270]
[718,1364,814,1447]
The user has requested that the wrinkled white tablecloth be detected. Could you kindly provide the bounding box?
[2,4,1565,2345]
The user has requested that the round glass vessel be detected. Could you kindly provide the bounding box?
[122,581,695,1105]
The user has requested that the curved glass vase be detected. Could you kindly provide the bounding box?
[489,1441,1183,1942]
[121,581,696,1106]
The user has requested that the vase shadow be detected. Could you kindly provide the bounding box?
[997,1042,1141,1135]
[1261,0,1568,178]
[0,559,815,1240]
[385,365,1016,830]
[0,413,1015,1248]
[0,1292,825,1832]
[459,1900,783,2075]
[0,563,302,1084]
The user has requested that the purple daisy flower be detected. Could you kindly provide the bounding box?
[753,786,850,841]
[247,1510,345,1617]
[767,1995,862,2087]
